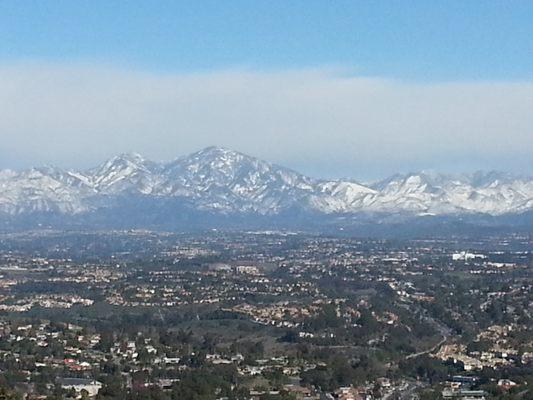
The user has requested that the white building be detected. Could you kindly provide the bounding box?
[59,378,103,397]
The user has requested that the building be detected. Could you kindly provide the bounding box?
[58,378,103,397]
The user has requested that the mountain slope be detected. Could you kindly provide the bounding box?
[0,148,531,224]
[158,147,317,213]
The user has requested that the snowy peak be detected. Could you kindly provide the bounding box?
[167,146,269,181]
[167,146,307,185]
[161,147,316,213]
[0,167,90,215]
[91,153,153,177]
[0,147,530,218]
[368,171,533,215]
[89,153,160,194]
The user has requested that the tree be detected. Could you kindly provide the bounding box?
[0,386,20,400]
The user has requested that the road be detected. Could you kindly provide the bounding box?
[400,302,453,360]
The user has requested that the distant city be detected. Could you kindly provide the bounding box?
[0,230,530,399]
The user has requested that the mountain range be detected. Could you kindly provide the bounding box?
[0,147,532,233]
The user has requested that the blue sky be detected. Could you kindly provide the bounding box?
[0,1,532,179]
[2,1,532,80]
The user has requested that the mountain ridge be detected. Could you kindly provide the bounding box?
[0,147,531,225]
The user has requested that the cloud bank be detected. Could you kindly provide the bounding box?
[0,62,531,179]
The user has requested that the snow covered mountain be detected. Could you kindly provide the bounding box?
[367,171,533,215]
[0,147,531,226]
[157,147,317,213]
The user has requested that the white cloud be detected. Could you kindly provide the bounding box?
[0,62,531,179]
